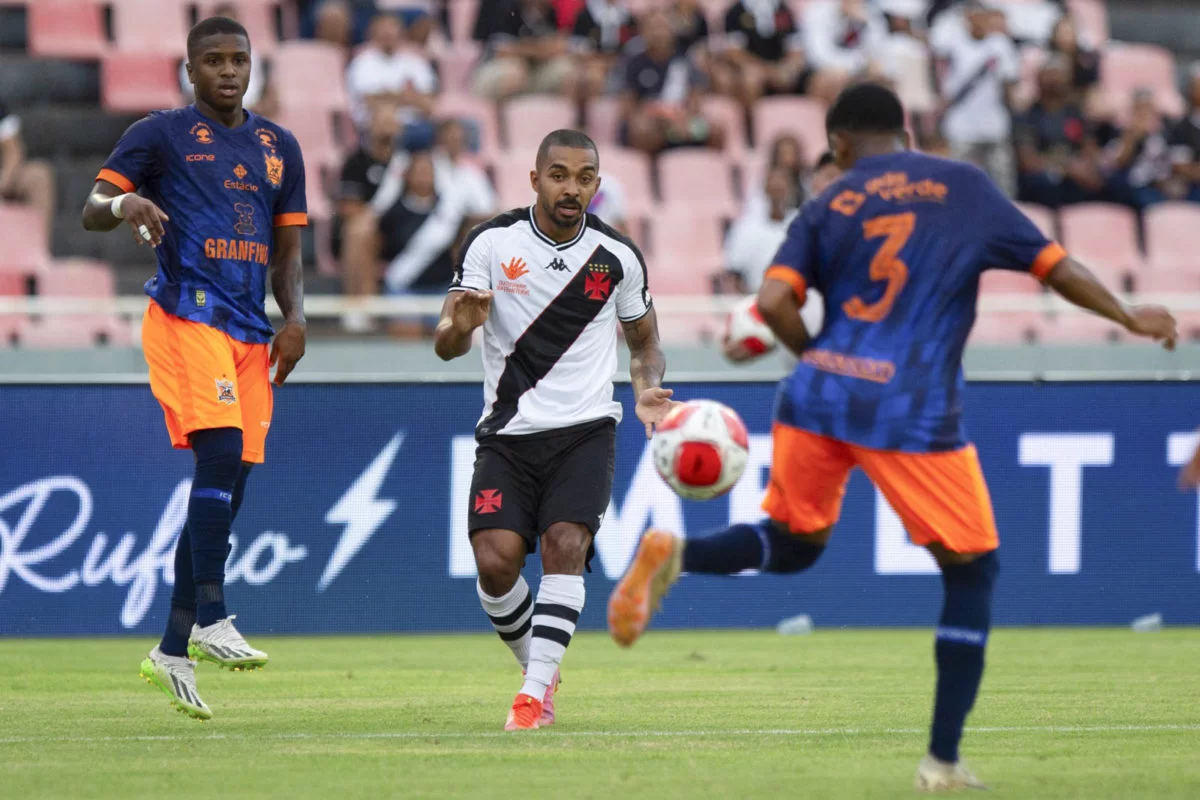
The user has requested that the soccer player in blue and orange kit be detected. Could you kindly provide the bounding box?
[82,16,307,720]
[609,84,1178,790]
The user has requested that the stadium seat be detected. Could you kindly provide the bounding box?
[113,0,190,58]
[504,96,575,150]
[437,44,479,95]
[753,96,827,157]
[275,109,341,170]
[25,259,129,348]
[1135,271,1200,294]
[28,0,107,61]
[197,1,280,55]
[1144,203,1200,273]
[0,272,27,344]
[273,41,347,112]
[447,0,479,43]
[491,151,537,209]
[1015,202,1057,240]
[17,318,134,348]
[649,211,723,265]
[968,312,1043,346]
[1067,0,1109,44]
[0,205,50,276]
[1059,203,1141,288]
[648,253,722,297]
[1042,311,1126,344]
[101,53,184,113]
[1102,44,1185,119]
[979,269,1046,295]
[655,307,722,347]
[586,96,622,147]
[657,150,737,217]
[599,148,654,219]
[701,95,749,155]
[437,93,501,157]
[38,259,116,298]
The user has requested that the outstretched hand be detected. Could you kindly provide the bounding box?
[636,387,682,439]
[270,321,306,386]
[453,290,493,334]
[1125,304,1178,350]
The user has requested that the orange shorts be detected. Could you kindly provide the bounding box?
[761,423,999,553]
[141,301,273,463]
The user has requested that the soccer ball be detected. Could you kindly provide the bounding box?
[724,296,777,356]
[653,400,750,501]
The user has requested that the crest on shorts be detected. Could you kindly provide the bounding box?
[264,153,284,186]
[215,379,237,405]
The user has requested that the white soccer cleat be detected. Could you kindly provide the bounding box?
[915,754,988,792]
[139,646,212,720]
[188,615,269,671]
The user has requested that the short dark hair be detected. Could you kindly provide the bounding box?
[536,129,598,171]
[187,16,250,59]
[825,82,905,136]
[815,151,836,169]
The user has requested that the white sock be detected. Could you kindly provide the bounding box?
[520,574,584,699]
[477,577,532,669]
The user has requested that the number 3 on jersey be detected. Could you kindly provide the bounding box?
[843,212,915,324]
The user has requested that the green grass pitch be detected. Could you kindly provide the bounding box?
[2,629,1199,799]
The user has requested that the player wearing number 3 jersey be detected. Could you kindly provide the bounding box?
[609,84,1178,792]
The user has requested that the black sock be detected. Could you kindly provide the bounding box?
[929,551,999,763]
[161,522,196,655]
[683,519,825,575]
[187,428,242,626]
[160,605,195,657]
[196,581,226,627]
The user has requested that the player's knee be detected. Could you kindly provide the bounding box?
[763,522,827,574]
[540,523,591,573]
[190,427,244,486]
[941,550,999,591]
[472,533,523,593]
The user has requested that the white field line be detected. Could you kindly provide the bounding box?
[0,724,1197,746]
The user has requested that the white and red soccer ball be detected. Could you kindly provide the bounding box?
[724,296,777,356]
[653,400,750,501]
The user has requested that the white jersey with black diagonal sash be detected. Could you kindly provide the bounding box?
[450,206,653,438]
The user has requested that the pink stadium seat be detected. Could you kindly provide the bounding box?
[275,109,340,170]
[1134,271,1200,294]
[0,273,24,296]
[701,95,748,155]
[1102,44,1184,119]
[448,0,479,43]
[1067,0,1109,45]
[38,260,116,298]
[0,272,27,342]
[1172,313,1200,343]
[979,269,1045,295]
[599,148,654,219]
[492,152,537,209]
[1059,203,1141,287]
[1144,203,1200,273]
[1015,202,1057,240]
[968,312,1043,346]
[504,95,575,149]
[18,318,134,348]
[650,212,723,265]
[586,96,621,147]
[0,205,50,276]
[102,53,183,113]
[437,44,479,94]
[197,1,280,55]
[273,41,347,112]
[113,0,189,57]
[656,309,722,347]
[754,96,828,157]
[648,254,721,298]
[657,150,737,217]
[1042,311,1126,344]
[437,93,501,157]
[26,259,129,347]
[28,0,107,60]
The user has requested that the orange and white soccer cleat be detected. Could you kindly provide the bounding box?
[505,693,543,731]
[538,670,560,727]
[607,528,683,648]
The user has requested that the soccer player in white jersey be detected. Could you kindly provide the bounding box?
[434,129,677,731]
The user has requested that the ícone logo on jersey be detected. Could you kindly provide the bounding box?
[474,489,503,514]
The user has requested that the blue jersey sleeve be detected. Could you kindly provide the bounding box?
[97,115,163,193]
[764,201,819,303]
[272,130,308,227]
[976,174,1066,280]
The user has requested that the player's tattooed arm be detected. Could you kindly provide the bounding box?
[269,225,306,386]
[757,277,813,357]
[624,308,678,439]
[82,180,169,247]
[1043,256,1178,350]
[434,290,492,360]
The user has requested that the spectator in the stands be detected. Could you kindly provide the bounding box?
[1169,65,1200,203]
[0,97,55,240]
[587,171,629,234]
[312,0,354,48]
[802,0,888,98]
[934,0,1019,196]
[875,0,938,116]
[1105,88,1176,211]
[722,165,799,294]
[346,13,438,143]
[667,0,710,57]
[428,118,498,228]
[744,133,807,217]
[571,1,639,104]
[1048,14,1100,105]
[472,0,573,99]
[717,0,817,109]
[1014,56,1106,208]
[181,3,279,118]
[336,107,401,261]
[620,10,725,154]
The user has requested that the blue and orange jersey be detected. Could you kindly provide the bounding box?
[768,151,1065,452]
[97,106,307,344]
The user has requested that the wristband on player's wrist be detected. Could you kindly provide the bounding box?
[110,193,133,220]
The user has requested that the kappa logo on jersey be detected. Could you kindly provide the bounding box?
[264,153,284,186]
[584,266,612,301]
[215,379,237,405]
[546,257,568,271]
[502,258,529,280]
[474,489,503,514]
[234,203,257,236]
[191,123,214,145]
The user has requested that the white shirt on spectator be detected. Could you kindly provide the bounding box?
[936,28,1019,145]
[803,0,888,74]
[724,207,797,293]
[371,150,496,220]
[588,173,628,229]
[346,47,438,128]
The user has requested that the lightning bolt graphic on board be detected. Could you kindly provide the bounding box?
[318,432,404,592]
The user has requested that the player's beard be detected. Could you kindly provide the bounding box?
[548,198,583,230]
